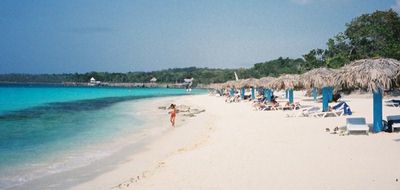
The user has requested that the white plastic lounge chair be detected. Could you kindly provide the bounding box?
[261,104,280,111]
[287,106,320,117]
[346,117,369,135]
[385,100,400,107]
[387,115,400,132]
[310,110,343,118]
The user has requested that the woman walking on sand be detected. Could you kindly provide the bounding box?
[168,104,176,127]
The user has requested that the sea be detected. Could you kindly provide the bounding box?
[0,84,205,190]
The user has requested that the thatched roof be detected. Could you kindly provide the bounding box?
[269,74,301,90]
[221,80,236,88]
[300,67,336,89]
[258,76,276,88]
[208,83,223,89]
[237,78,259,88]
[334,58,400,92]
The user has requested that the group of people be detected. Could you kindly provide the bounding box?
[252,94,300,111]
[218,87,301,111]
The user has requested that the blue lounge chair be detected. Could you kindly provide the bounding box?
[386,115,400,132]
[332,102,352,115]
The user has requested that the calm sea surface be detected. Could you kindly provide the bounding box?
[0,84,205,189]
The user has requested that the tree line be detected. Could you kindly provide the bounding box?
[1,9,399,85]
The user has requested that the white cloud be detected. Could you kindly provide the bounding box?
[392,0,400,11]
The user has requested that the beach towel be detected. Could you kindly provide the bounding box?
[332,102,352,115]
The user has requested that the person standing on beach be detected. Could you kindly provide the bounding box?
[168,104,176,127]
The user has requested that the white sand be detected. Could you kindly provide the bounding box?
[70,92,400,190]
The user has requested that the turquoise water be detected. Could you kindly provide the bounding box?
[0,84,205,189]
[0,84,199,114]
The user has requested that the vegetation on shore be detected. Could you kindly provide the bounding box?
[1,9,399,85]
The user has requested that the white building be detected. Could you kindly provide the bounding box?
[90,77,96,84]
[150,77,157,83]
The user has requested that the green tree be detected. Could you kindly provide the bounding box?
[345,9,400,60]
[302,48,326,70]
[324,33,352,68]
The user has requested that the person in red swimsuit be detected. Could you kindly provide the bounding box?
[168,104,176,127]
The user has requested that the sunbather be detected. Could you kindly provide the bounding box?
[253,101,267,110]
[282,102,301,110]
[271,98,280,110]
[282,102,293,110]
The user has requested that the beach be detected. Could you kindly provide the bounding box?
[0,86,206,190]
[68,92,400,190]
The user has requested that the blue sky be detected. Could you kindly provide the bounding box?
[0,0,398,74]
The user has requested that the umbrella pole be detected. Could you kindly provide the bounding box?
[373,89,382,133]
[241,87,245,100]
[288,89,294,104]
[267,89,272,101]
[329,87,334,101]
[263,88,268,101]
[285,89,288,99]
[312,87,317,102]
[322,87,329,112]
[251,87,255,100]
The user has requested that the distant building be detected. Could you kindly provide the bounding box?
[184,78,194,92]
[150,77,157,83]
[89,77,101,86]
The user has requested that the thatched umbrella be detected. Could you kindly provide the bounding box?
[258,76,276,101]
[207,83,224,96]
[334,58,400,132]
[334,58,400,92]
[258,76,276,88]
[300,67,337,109]
[237,78,259,88]
[269,74,301,103]
[210,83,223,90]
[300,68,336,89]
[269,74,301,90]
[222,80,236,88]
[236,78,259,99]
[222,80,239,96]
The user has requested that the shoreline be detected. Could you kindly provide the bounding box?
[7,94,210,190]
[68,94,213,190]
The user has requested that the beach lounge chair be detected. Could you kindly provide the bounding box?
[309,102,351,118]
[385,99,400,107]
[386,115,400,132]
[261,104,280,111]
[281,102,302,111]
[310,110,343,118]
[346,117,369,135]
[286,106,320,117]
[332,102,352,115]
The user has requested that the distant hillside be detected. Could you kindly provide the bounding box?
[0,57,307,85]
